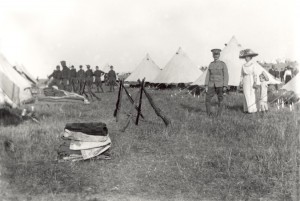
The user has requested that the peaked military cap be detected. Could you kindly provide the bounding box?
[60,60,66,66]
[86,65,90,68]
[211,49,221,54]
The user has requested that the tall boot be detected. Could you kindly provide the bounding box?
[217,102,223,116]
[206,102,212,116]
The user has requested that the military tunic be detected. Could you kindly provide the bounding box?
[61,67,71,91]
[77,69,85,94]
[70,68,77,92]
[85,69,94,93]
[205,60,229,116]
[48,70,62,88]
[205,60,229,87]
[94,70,104,92]
[107,69,117,92]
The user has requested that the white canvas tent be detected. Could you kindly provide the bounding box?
[0,53,33,107]
[101,63,111,73]
[282,73,300,95]
[192,36,280,86]
[14,64,36,84]
[100,63,119,80]
[125,53,161,83]
[153,47,202,84]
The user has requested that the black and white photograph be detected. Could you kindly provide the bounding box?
[0,0,299,200]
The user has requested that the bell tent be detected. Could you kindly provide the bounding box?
[125,53,161,83]
[101,63,112,73]
[14,64,36,85]
[282,72,300,96]
[153,47,202,84]
[0,53,33,107]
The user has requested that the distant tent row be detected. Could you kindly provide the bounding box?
[192,36,280,86]
[125,36,280,87]
[0,53,33,107]
[126,47,202,84]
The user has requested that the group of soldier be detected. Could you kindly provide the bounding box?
[48,61,117,94]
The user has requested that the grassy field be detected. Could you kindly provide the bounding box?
[0,86,299,201]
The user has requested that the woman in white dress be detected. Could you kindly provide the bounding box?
[239,49,260,113]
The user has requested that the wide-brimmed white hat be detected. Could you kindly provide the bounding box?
[239,49,258,58]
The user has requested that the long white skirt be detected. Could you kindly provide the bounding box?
[243,74,258,113]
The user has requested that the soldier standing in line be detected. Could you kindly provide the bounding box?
[205,49,229,117]
[94,66,105,93]
[69,65,77,92]
[77,65,85,94]
[60,60,71,91]
[107,65,117,92]
[48,65,62,88]
[85,65,94,94]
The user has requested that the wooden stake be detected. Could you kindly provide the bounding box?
[140,81,170,127]
[121,82,144,119]
[114,80,123,122]
[135,78,145,125]
[120,92,140,132]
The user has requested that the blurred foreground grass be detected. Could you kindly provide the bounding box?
[0,88,299,200]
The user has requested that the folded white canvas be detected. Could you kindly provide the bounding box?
[81,144,111,160]
[69,137,111,150]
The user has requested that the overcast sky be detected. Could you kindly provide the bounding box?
[0,0,299,78]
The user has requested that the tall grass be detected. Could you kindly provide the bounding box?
[0,88,299,200]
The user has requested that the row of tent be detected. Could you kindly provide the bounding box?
[125,35,299,99]
[1,36,299,108]
[126,36,281,86]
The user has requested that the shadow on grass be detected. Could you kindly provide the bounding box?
[180,103,206,113]
[2,158,96,195]
[225,104,244,112]
[0,108,23,126]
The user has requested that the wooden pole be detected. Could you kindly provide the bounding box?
[121,82,145,119]
[135,78,145,125]
[138,80,170,127]
[90,91,101,101]
[120,92,140,132]
[114,80,123,122]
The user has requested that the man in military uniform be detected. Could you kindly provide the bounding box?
[107,65,117,92]
[69,65,77,92]
[205,49,229,116]
[48,65,62,88]
[77,65,85,94]
[85,65,94,94]
[60,60,71,91]
[94,66,104,93]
